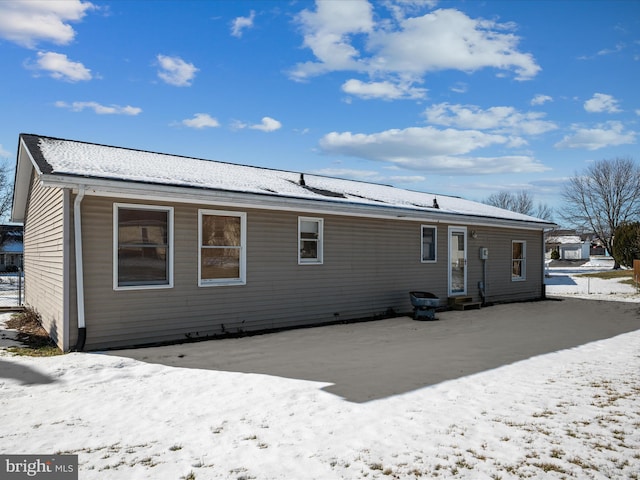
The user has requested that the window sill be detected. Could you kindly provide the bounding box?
[114,283,173,291]
[199,279,246,287]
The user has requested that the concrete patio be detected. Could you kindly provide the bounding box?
[108,298,640,402]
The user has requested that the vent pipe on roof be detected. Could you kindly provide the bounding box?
[72,185,86,352]
[299,174,306,186]
[433,197,439,209]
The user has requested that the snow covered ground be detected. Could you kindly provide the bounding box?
[0,262,638,479]
[545,257,640,302]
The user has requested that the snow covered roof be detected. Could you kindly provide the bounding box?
[0,239,23,253]
[546,235,584,245]
[15,134,554,228]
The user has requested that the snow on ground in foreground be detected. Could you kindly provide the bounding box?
[1,315,639,479]
[0,265,638,479]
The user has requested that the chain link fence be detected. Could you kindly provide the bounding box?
[0,271,24,308]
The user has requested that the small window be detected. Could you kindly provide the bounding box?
[421,225,437,262]
[199,210,246,286]
[512,240,526,281]
[114,204,173,290]
[299,217,323,264]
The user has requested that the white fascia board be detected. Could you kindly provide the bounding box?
[10,138,41,223]
[40,174,555,231]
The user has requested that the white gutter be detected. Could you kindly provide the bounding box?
[72,185,86,351]
[40,175,556,231]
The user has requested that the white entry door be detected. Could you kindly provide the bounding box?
[448,226,467,296]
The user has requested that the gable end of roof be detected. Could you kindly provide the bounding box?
[20,134,55,174]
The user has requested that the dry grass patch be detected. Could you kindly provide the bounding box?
[5,308,62,356]
[576,269,638,287]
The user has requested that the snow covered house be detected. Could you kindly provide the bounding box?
[545,233,591,260]
[11,134,555,351]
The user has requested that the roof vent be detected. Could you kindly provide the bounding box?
[299,173,306,186]
[433,197,439,209]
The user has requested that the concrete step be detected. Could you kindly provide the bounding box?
[448,297,482,311]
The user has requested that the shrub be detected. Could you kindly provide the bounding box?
[612,222,640,268]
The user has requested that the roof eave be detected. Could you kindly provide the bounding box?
[39,173,556,230]
[11,135,46,223]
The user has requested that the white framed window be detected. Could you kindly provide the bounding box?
[114,203,174,290]
[512,240,526,281]
[199,209,246,286]
[298,217,323,264]
[421,225,437,263]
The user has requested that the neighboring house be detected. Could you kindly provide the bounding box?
[589,237,607,257]
[546,232,591,260]
[11,134,556,351]
[0,225,23,271]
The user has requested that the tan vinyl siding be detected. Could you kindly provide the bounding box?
[75,196,545,349]
[465,226,544,304]
[23,172,68,349]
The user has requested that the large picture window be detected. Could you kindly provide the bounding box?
[114,204,173,289]
[421,225,437,262]
[512,240,526,281]
[199,210,246,286]
[299,217,323,264]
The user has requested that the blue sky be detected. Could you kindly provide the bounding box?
[0,0,638,222]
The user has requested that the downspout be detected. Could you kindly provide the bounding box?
[542,229,549,300]
[72,186,86,351]
[480,257,487,305]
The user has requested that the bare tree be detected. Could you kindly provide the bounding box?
[561,157,640,269]
[484,190,554,221]
[534,202,554,222]
[0,162,12,221]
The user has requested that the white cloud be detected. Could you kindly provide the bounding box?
[423,103,557,135]
[597,43,625,57]
[231,10,256,38]
[0,0,94,48]
[389,175,427,183]
[33,51,92,82]
[181,113,220,129]
[230,120,248,131]
[232,117,282,132]
[0,144,11,158]
[383,0,438,22]
[584,93,621,113]
[55,101,141,115]
[554,121,636,150]
[157,55,198,87]
[312,168,385,182]
[370,9,540,80]
[312,167,426,184]
[450,82,468,94]
[250,117,282,132]
[291,5,540,85]
[341,78,426,100]
[530,94,552,106]
[319,126,549,174]
[291,0,375,80]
